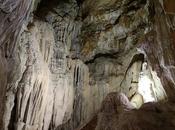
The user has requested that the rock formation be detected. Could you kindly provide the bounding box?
[0,0,174,130]
[95,92,175,130]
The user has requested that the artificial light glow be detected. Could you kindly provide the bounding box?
[138,73,156,103]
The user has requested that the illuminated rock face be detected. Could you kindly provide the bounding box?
[138,73,156,103]
[0,0,175,130]
[138,62,159,103]
[89,0,175,130]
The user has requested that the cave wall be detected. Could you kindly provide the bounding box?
[0,0,174,130]
[140,0,175,99]
[0,0,33,128]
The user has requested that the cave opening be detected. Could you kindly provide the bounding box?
[126,54,167,109]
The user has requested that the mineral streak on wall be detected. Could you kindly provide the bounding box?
[0,0,175,130]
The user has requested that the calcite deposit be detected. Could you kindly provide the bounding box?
[0,0,175,130]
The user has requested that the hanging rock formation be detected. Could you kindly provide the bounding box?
[0,0,33,128]
[0,0,175,130]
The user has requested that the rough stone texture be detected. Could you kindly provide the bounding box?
[0,0,32,129]
[80,0,150,62]
[0,51,7,129]
[140,0,175,99]
[95,92,175,130]
[84,0,175,130]
[3,0,91,130]
[0,0,175,130]
[4,20,55,130]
